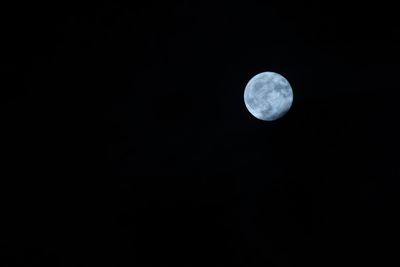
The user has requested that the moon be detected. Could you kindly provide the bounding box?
[244,72,293,121]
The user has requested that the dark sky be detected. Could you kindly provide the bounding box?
[2,1,400,266]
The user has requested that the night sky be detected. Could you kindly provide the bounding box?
[2,1,400,266]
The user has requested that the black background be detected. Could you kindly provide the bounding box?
[2,1,400,266]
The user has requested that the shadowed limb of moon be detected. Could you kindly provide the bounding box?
[244,72,293,121]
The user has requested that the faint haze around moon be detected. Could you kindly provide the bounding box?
[244,72,293,121]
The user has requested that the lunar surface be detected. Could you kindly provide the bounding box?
[244,72,293,121]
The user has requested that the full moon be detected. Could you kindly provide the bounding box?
[244,72,293,121]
